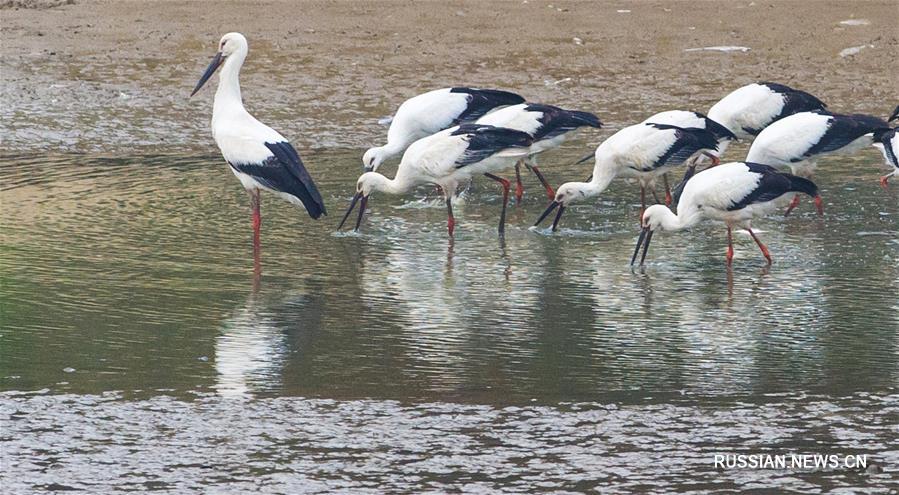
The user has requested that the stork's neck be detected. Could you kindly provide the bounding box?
[658,204,702,232]
[587,156,619,194]
[214,51,247,114]
[366,171,416,196]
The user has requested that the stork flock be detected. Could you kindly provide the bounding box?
[191,33,897,267]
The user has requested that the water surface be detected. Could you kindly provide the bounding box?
[1,149,897,492]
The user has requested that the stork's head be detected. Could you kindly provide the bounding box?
[362,147,388,172]
[553,182,593,207]
[337,172,391,231]
[190,32,248,97]
[640,204,672,231]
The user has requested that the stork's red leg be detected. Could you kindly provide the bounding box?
[784,194,801,216]
[514,161,524,204]
[445,195,455,237]
[880,174,893,189]
[813,195,824,216]
[663,174,672,206]
[525,162,556,200]
[485,173,511,234]
[250,189,261,251]
[726,226,734,265]
[746,228,772,264]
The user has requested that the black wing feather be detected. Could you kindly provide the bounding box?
[760,82,827,121]
[802,113,889,158]
[524,104,602,141]
[889,105,899,123]
[727,162,818,211]
[874,127,898,167]
[647,124,719,170]
[451,124,533,168]
[229,142,326,219]
[699,113,738,141]
[450,88,526,123]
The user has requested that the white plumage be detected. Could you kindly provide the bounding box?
[707,82,826,140]
[362,87,525,171]
[341,124,534,236]
[633,162,822,265]
[745,110,888,213]
[534,122,719,231]
[476,103,602,200]
[873,127,898,188]
[642,110,737,158]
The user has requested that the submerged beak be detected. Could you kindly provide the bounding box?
[534,201,566,232]
[338,191,363,230]
[190,52,224,97]
[630,227,654,266]
[337,192,370,231]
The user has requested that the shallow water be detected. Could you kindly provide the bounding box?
[1,148,898,492]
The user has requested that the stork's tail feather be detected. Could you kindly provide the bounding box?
[784,173,819,199]
[564,110,603,129]
[704,116,738,141]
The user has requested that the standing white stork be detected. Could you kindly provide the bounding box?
[707,82,827,151]
[745,111,889,214]
[190,32,326,250]
[533,123,719,231]
[872,106,899,188]
[632,162,821,266]
[339,124,533,236]
[475,103,602,202]
[362,87,525,172]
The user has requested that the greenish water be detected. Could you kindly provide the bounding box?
[1,149,897,492]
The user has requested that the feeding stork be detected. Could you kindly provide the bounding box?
[707,82,827,149]
[362,87,525,172]
[190,32,326,250]
[872,105,899,188]
[745,111,889,214]
[339,124,533,236]
[475,103,602,202]
[632,162,822,266]
[534,123,719,231]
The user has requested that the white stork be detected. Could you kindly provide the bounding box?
[340,124,533,236]
[632,162,822,266]
[707,82,827,146]
[475,103,602,202]
[534,123,720,231]
[362,87,525,172]
[745,110,889,214]
[872,105,899,188]
[190,33,325,249]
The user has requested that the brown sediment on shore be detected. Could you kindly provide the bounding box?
[1,0,897,153]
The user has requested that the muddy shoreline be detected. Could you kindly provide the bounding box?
[2,0,897,154]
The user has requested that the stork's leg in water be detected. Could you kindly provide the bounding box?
[484,173,511,234]
[249,189,261,252]
[524,160,556,200]
[445,195,456,237]
[746,228,772,264]
[663,174,672,206]
[514,161,524,204]
[725,225,734,265]
[784,194,801,216]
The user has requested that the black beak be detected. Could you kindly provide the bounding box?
[190,52,224,97]
[338,191,362,230]
[630,227,654,266]
[534,201,566,231]
[354,195,369,231]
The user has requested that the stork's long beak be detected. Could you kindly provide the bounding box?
[190,52,224,97]
[534,201,566,232]
[337,192,363,230]
[630,227,654,266]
